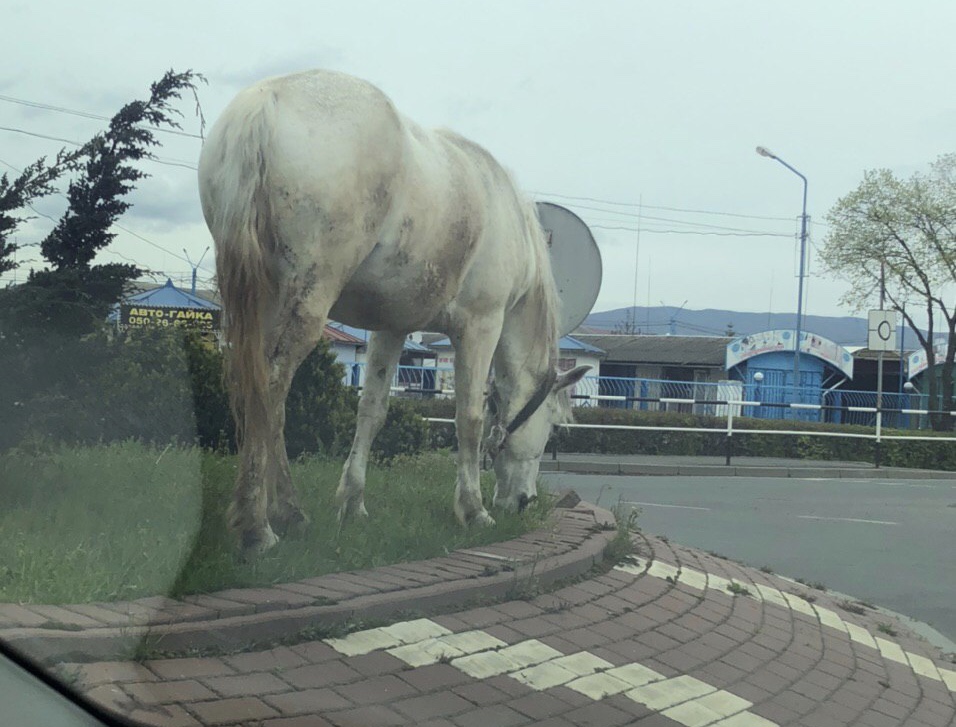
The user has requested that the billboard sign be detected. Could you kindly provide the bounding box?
[726,329,853,378]
[120,304,221,332]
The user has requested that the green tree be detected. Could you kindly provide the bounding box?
[821,155,956,430]
[1,70,202,337]
[0,151,80,275]
[285,340,359,459]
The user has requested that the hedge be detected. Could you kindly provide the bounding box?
[0,327,427,463]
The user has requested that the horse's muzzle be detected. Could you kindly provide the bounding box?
[517,493,538,512]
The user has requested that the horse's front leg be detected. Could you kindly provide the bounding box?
[336,330,406,522]
[451,320,503,527]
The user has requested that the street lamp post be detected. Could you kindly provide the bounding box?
[756,147,808,405]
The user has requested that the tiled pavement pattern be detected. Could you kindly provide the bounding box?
[64,534,956,727]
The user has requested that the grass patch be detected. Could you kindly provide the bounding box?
[0,443,550,604]
[727,582,751,597]
[876,622,898,637]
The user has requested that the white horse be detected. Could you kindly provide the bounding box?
[198,69,589,555]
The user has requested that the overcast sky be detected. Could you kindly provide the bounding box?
[5,1,956,331]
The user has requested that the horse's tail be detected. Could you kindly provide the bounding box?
[200,89,279,449]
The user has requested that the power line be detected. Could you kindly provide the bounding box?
[532,190,796,222]
[0,125,198,170]
[589,224,792,238]
[567,202,793,235]
[0,156,191,264]
[0,93,203,139]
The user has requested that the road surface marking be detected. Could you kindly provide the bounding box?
[626,501,711,511]
[615,560,954,692]
[796,515,898,525]
[324,618,777,725]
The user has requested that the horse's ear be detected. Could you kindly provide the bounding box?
[553,365,591,392]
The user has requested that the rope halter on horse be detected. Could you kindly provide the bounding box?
[482,369,557,467]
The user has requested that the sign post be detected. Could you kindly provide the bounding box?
[868,310,898,468]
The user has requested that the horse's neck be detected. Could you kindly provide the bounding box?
[494,280,557,414]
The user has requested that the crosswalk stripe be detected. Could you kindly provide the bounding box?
[615,560,954,692]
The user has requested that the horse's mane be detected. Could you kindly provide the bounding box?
[516,191,561,367]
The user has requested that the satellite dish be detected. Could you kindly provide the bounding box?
[536,201,602,337]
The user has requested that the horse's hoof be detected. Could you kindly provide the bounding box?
[337,500,369,524]
[272,507,310,538]
[470,510,496,528]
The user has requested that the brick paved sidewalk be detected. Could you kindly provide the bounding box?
[64,532,956,727]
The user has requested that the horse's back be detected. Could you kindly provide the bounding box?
[200,69,542,334]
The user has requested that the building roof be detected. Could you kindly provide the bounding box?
[573,334,729,366]
[326,321,433,353]
[124,278,220,309]
[323,325,365,345]
[560,335,605,355]
[850,348,909,362]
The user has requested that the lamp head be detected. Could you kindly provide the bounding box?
[756,146,776,159]
[753,371,764,383]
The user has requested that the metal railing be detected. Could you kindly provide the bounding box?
[340,363,953,430]
[425,393,956,469]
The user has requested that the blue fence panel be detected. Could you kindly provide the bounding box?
[341,366,942,430]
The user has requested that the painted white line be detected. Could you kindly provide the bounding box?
[663,689,753,727]
[626,501,712,511]
[875,636,909,665]
[324,618,451,656]
[386,629,505,667]
[511,652,612,690]
[647,560,680,581]
[452,639,562,679]
[941,668,956,691]
[796,515,899,526]
[460,550,515,561]
[626,675,716,710]
[713,713,779,726]
[615,561,955,693]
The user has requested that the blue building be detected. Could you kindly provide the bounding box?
[726,330,854,421]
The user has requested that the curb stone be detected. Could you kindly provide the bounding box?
[0,502,619,664]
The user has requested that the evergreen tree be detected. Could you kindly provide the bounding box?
[2,70,203,336]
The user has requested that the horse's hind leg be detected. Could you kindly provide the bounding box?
[262,311,330,537]
[336,330,405,521]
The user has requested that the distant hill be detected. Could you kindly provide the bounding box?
[582,306,922,348]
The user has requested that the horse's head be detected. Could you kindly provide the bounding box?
[488,365,590,512]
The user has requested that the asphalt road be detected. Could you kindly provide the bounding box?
[541,471,956,646]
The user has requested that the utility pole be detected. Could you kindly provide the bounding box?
[183,247,209,296]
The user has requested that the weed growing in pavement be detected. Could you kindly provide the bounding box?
[839,600,869,615]
[877,623,898,637]
[727,582,751,597]
[604,502,640,565]
[542,598,572,614]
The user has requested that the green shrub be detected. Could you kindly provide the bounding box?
[285,342,359,459]
[0,327,424,460]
